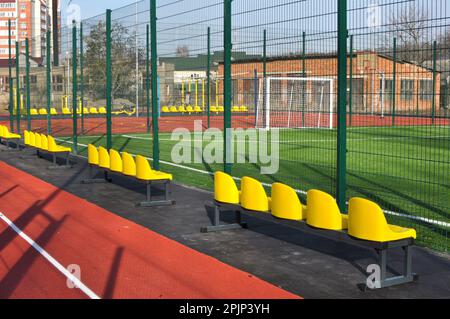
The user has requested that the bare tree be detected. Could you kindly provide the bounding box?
[176,45,190,57]
[388,4,432,64]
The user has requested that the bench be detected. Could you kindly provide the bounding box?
[24,131,72,169]
[83,144,175,207]
[0,125,22,151]
[202,172,418,290]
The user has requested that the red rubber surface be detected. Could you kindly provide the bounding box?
[0,161,300,299]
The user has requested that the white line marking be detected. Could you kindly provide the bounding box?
[0,212,101,299]
[55,138,449,229]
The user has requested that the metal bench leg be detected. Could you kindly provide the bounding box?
[139,181,175,207]
[81,165,109,184]
[48,153,72,170]
[201,205,247,233]
[362,246,418,290]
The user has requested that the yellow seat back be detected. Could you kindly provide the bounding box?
[306,190,347,230]
[0,125,5,138]
[50,108,58,115]
[30,109,39,115]
[83,107,90,114]
[41,134,49,150]
[241,177,270,212]
[39,108,48,115]
[98,107,107,114]
[29,132,36,147]
[214,172,240,205]
[2,126,10,137]
[90,107,99,114]
[271,183,305,221]
[136,155,152,180]
[109,149,123,173]
[34,133,42,149]
[62,108,71,115]
[98,146,110,169]
[348,198,417,242]
[87,144,99,165]
[122,152,136,176]
[162,106,170,113]
[24,130,30,145]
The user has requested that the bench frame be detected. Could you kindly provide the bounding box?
[0,137,22,152]
[82,163,175,207]
[36,148,71,170]
[203,201,418,290]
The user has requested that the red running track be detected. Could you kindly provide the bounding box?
[0,162,300,299]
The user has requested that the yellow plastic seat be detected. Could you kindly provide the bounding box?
[232,106,240,112]
[34,133,42,149]
[98,107,107,114]
[1,126,21,139]
[240,106,248,112]
[109,149,123,173]
[87,144,99,165]
[178,106,187,113]
[30,108,39,116]
[62,108,72,115]
[348,198,417,242]
[194,106,203,113]
[40,134,49,151]
[90,107,99,114]
[48,136,71,153]
[306,190,348,231]
[240,177,271,212]
[271,183,307,221]
[122,152,136,177]
[136,155,172,181]
[170,106,178,113]
[50,108,58,115]
[214,172,240,205]
[186,106,194,114]
[24,130,30,145]
[39,108,48,115]
[218,106,224,112]
[162,106,170,113]
[98,146,110,169]
[210,106,218,113]
[29,132,36,147]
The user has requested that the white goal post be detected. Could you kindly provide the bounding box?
[256,76,335,130]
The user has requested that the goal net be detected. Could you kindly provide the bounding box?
[256,77,335,130]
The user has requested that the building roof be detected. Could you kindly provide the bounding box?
[160,51,262,71]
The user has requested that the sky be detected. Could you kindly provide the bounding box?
[61,0,138,24]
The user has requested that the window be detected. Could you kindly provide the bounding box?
[419,80,434,101]
[380,79,394,101]
[401,80,414,101]
[52,75,63,92]
[30,76,37,84]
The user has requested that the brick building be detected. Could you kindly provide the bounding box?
[218,51,440,114]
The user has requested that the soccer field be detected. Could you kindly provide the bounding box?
[58,125,450,252]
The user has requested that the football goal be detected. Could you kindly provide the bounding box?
[255,77,335,130]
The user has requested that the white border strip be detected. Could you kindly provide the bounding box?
[56,138,450,229]
[0,212,101,299]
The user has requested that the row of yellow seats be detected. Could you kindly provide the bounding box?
[87,145,172,183]
[215,172,416,243]
[0,125,21,140]
[162,106,203,114]
[24,131,72,154]
[29,107,107,116]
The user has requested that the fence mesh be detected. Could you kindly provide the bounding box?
[3,0,449,252]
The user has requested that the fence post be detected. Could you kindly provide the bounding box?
[262,29,267,130]
[15,41,21,134]
[106,9,112,150]
[432,40,437,125]
[302,31,306,127]
[224,0,232,174]
[392,37,397,126]
[25,38,31,131]
[146,24,151,134]
[72,23,78,154]
[8,20,14,132]
[207,26,211,129]
[46,30,52,134]
[80,22,85,134]
[349,34,353,127]
[336,0,348,212]
[150,0,160,170]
